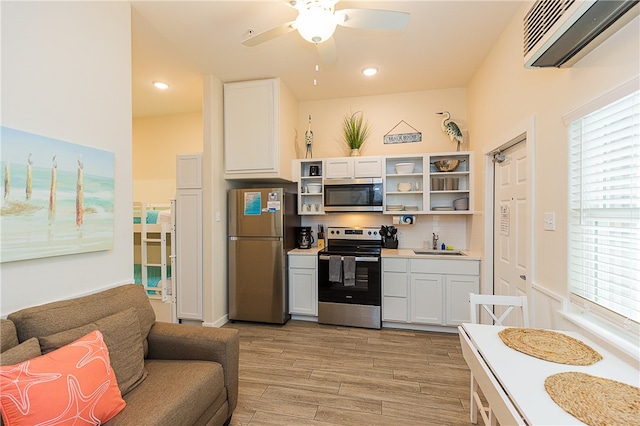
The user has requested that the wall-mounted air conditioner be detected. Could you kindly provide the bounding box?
[524,0,639,68]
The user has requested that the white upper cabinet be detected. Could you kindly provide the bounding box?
[325,157,382,179]
[224,78,297,181]
[428,152,473,214]
[325,158,353,179]
[354,157,383,178]
[176,153,202,189]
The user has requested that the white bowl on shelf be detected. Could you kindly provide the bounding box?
[306,183,322,194]
[397,182,412,192]
[395,162,415,174]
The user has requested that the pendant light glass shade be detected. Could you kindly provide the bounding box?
[295,8,337,44]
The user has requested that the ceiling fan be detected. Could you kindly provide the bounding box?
[242,0,410,63]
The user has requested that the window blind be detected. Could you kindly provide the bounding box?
[568,90,640,325]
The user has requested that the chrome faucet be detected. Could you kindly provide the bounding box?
[432,233,439,250]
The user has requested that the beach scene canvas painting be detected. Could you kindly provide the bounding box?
[1,127,115,262]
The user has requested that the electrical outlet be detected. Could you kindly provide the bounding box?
[544,212,555,231]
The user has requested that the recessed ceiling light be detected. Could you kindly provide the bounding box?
[152,81,170,90]
[362,67,378,76]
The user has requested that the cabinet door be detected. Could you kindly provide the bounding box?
[289,267,318,316]
[175,189,203,321]
[445,275,479,326]
[325,158,353,179]
[410,274,443,324]
[354,157,382,178]
[176,153,202,189]
[383,296,408,322]
[224,80,277,173]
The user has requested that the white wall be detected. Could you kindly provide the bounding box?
[0,2,133,314]
[297,88,467,159]
[133,111,203,202]
[467,4,640,328]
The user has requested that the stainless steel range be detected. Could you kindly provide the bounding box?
[317,227,382,329]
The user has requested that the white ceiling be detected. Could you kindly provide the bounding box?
[131,1,522,118]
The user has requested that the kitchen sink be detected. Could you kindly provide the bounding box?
[413,250,465,256]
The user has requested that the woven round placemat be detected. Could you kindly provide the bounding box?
[545,372,640,426]
[498,327,602,365]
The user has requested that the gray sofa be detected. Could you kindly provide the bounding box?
[0,284,239,426]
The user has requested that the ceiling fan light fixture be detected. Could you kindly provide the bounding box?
[295,7,337,44]
[152,81,170,90]
[362,67,378,76]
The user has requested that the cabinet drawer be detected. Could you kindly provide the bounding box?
[410,259,479,275]
[383,272,407,297]
[288,255,317,269]
[383,258,408,272]
[383,296,408,322]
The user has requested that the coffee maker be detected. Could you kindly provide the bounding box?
[296,227,314,249]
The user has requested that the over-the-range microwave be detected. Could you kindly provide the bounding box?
[323,178,383,212]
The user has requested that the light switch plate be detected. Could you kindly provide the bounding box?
[544,212,555,231]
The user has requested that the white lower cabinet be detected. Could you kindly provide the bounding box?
[288,253,318,316]
[382,258,409,322]
[445,275,480,325]
[410,274,444,324]
[383,256,480,328]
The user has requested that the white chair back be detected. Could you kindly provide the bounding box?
[469,293,529,327]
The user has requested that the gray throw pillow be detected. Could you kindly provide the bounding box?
[0,319,19,353]
[38,308,147,395]
[0,337,41,366]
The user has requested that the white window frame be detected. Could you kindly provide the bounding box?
[563,79,640,339]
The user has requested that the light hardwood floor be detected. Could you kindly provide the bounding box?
[223,320,474,425]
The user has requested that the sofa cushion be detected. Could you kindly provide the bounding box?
[7,284,155,353]
[0,330,125,425]
[38,308,146,396]
[0,320,19,353]
[0,338,41,366]
[105,359,226,426]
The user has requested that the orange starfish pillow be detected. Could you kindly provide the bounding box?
[0,330,125,425]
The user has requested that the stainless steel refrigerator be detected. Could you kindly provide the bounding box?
[228,188,300,324]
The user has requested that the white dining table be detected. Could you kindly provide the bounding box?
[459,323,640,425]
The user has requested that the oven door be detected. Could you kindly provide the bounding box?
[323,179,383,212]
[317,254,381,306]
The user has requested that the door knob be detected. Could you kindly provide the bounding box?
[520,275,526,280]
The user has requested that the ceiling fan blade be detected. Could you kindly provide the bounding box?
[242,21,296,47]
[317,37,337,64]
[336,9,410,30]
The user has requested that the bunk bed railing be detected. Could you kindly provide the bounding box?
[135,202,174,303]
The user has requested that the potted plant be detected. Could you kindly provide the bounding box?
[342,111,371,156]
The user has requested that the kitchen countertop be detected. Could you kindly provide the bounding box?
[289,247,481,260]
[288,247,323,255]
[382,248,482,260]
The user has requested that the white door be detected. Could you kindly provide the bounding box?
[493,141,528,326]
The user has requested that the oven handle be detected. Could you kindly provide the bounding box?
[319,255,379,263]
